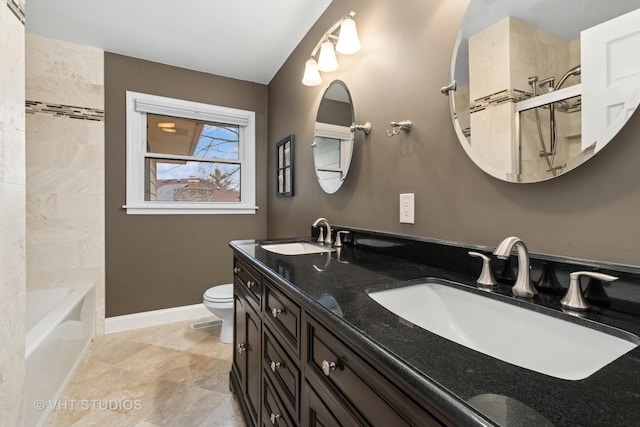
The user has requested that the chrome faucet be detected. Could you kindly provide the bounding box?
[493,236,538,298]
[312,218,333,246]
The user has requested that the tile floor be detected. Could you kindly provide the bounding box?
[45,319,243,427]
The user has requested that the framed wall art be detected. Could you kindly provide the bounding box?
[276,134,294,197]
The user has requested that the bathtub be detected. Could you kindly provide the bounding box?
[25,285,95,427]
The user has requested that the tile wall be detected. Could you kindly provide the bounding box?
[0,0,26,424]
[25,34,106,334]
[469,16,579,177]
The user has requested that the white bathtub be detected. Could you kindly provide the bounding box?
[25,285,95,427]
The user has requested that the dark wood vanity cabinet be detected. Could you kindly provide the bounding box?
[232,259,263,427]
[230,254,444,427]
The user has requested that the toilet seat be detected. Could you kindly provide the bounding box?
[204,284,233,303]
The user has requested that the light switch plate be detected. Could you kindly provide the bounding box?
[399,193,414,224]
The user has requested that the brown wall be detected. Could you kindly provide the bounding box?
[267,0,640,266]
[105,53,268,316]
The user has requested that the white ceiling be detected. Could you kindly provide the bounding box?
[25,0,333,84]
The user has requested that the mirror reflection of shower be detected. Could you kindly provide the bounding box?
[524,65,582,177]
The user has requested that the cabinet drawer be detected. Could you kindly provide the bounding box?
[263,375,294,427]
[234,257,262,304]
[302,379,362,427]
[305,317,441,427]
[263,328,300,420]
[264,279,300,355]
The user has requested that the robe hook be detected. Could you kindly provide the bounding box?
[386,120,412,137]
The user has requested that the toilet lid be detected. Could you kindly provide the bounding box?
[204,284,233,302]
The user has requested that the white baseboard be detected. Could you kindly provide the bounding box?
[105,303,213,334]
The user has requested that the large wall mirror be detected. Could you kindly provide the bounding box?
[313,80,355,194]
[448,0,640,183]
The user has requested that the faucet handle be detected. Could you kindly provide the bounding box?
[316,226,325,244]
[335,231,351,247]
[468,251,497,289]
[561,271,618,311]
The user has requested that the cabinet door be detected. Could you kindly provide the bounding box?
[246,301,261,427]
[233,290,247,389]
[233,286,262,427]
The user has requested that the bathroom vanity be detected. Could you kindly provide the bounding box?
[228,228,640,427]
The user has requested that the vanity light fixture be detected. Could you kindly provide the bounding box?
[302,11,361,87]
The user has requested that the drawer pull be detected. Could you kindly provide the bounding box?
[237,343,246,353]
[270,361,282,372]
[270,413,281,424]
[271,307,283,318]
[233,266,242,274]
[247,280,255,288]
[322,360,337,376]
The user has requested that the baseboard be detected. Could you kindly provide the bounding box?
[105,303,213,334]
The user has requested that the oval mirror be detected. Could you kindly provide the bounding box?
[448,0,640,183]
[313,80,355,193]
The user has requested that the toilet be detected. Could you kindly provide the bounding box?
[203,284,234,343]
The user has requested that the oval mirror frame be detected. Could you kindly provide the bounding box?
[313,80,355,193]
[448,0,640,183]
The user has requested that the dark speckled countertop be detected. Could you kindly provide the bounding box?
[230,231,640,427]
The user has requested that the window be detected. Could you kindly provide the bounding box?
[125,91,256,214]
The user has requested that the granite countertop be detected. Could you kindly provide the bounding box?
[230,236,640,427]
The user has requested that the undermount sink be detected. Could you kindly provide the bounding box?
[368,279,639,380]
[260,242,334,256]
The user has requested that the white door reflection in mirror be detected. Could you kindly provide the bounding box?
[582,7,640,153]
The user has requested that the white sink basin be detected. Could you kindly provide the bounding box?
[368,279,638,380]
[260,242,334,256]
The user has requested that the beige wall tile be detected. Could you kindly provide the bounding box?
[0,290,26,426]
[25,34,105,336]
[469,17,511,100]
[26,33,104,98]
[0,6,25,132]
[0,123,26,185]
[0,1,26,423]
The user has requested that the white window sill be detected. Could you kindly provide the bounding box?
[123,204,258,215]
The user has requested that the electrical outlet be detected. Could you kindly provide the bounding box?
[399,193,415,224]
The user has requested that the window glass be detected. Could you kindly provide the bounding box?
[125,91,256,214]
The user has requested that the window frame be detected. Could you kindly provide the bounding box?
[124,91,257,215]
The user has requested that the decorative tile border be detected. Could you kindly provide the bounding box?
[7,0,25,24]
[470,89,531,113]
[470,89,581,114]
[556,98,581,114]
[26,101,105,122]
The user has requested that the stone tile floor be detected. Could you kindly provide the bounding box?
[45,319,243,427]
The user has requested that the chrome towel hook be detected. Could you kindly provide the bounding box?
[387,120,412,137]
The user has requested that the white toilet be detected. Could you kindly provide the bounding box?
[203,284,234,343]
